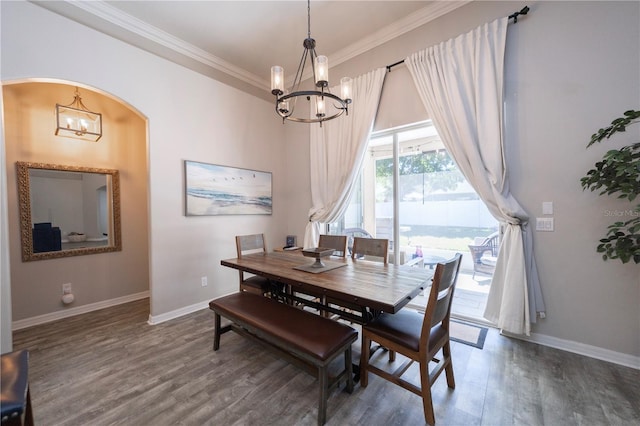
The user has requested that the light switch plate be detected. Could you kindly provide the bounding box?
[536,217,554,231]
[542,201,553,215]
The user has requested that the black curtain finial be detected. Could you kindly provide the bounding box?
[509,5,530,23]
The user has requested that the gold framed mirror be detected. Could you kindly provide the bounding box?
[17,162,122,261]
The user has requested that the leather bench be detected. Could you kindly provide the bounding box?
[209,292,358,426]
[1,350,34,426]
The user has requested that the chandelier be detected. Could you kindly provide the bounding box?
[55,87,102,141]
[270,0,352,125]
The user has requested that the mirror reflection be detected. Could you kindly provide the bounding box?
[17,162,122,261]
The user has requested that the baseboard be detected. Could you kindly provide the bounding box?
[147,300,210,325]
[12,291,150,331]
[146,291,236,325]
[453,313,638,370]
[502,330,640,370]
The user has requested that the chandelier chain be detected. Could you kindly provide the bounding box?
[307,0,311,39]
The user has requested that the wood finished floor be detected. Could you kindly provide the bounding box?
[12,299,640,426]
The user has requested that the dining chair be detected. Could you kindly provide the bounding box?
[359,253,462,426]
[318,234,347,258]
[351,236,389,264]
[326,237,389,322]
[235,234,272,296]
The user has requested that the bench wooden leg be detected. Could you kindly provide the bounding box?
[317,346,354,426]
[213,312,234,351]
[213,313,221,350]
[318,366,328,426]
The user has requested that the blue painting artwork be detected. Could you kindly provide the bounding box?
[185,160,272,216]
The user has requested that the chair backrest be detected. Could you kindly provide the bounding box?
[485,233,500,256]
[318,234,347,258]
[236,234,267,258]
[420,253,462,348]
[235,234,267,286]
[342,227,373,255]
[351,237,389,264]
[468,232,500,265]
[478,232,499,256]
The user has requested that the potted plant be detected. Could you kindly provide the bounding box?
[581,109,640,264]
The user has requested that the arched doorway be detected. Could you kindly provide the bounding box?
[1,80,150,342]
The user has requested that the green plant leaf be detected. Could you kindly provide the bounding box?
[583,109,640,263]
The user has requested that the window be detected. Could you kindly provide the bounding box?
[330,121,498,317]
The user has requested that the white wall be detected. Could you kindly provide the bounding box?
[0,80,12,353]
[282,122,312,242]
[1,1,287,333]
[500,1,639,360]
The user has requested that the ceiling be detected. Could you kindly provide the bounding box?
[33,1,469,100]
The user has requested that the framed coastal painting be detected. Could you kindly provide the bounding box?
[184,160,272,216]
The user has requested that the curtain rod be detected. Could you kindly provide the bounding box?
[386,5,530,72]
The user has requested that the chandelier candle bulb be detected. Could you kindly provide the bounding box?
[315,55,328,86]
[278,92,290,114]
[271,66,284,94]
[341,77,353,102]
[315,97,326,118]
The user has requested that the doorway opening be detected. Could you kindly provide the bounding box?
[2,80,150,333]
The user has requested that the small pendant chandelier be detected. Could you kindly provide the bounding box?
[55,87,102,141]
[271,0,352,126]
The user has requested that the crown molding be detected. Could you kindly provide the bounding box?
[48,0,471,93]
[330,1,472,69]
[65,0,269,90]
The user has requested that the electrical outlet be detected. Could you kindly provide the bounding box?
[201,276,208,287]
[62,283,72,294]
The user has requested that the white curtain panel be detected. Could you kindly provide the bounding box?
[303,68,386,249]
[405,17,545,335]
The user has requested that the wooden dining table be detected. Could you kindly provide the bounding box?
[220,250,433,324]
